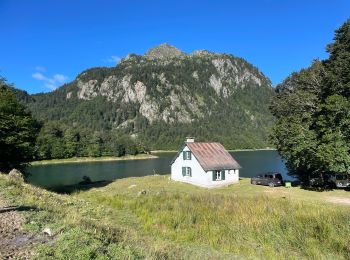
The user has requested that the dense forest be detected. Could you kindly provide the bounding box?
[12,47,275,160]
[0,78,38,171]
[270,19,350,182]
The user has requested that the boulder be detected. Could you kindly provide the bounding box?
[42,227,53,237]
[8,169,25,182]
[137,190,147,196]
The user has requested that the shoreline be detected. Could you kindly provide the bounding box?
[30,148,276,166]
[152,148,276,153]
[227,148,276,152]
[30,154,158,166]
[151,150,177,153]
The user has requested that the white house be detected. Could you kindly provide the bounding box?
[171,138,241,188]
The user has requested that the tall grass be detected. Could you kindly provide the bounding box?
[0,175,230,259]
[83,178,350,259]
[1,174,350,259]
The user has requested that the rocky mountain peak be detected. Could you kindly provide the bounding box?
[144,43,185,59]
[191,50,213,56]
[22,44,275,150]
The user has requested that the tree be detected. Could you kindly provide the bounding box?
[36,122,66,159]
[0,77,39,172]
[270,19,350,183]
[323,19,350,98]
[64,128,81,157]
[86,131,103,157]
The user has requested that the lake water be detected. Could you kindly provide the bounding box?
[27,150,288,189]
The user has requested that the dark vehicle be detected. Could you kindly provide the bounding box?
[329,174,350,188]
[309,176,324,187]
[251,172,283,187]
[308,173,332,187]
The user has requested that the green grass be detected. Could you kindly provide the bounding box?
[30,154,157,165]
[1,174,350,259]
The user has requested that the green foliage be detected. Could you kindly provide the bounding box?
[324,19,350,97]
[0,77,39,172]
[34,121,145,160]
[315,95,350,173]
[270,19,350,182]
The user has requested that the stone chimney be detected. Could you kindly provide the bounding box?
[186,137,195,143]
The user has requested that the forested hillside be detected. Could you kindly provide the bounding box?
[16,44,275,159]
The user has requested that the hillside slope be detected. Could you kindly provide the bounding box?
[21,44,275,150]
[1,174,350,259]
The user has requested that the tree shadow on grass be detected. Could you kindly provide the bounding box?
[300,185,334,192]
[0,205,38,214]
[49,180,113,195]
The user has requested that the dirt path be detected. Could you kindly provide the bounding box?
[0,195,48,259]
[326,196,350,206]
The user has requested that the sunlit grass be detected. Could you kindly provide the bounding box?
[79,176,350,259]
[1,174,350,259]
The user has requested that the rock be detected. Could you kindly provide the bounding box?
[191,50,213,56]
[137,190,147,196]
[156,190,165,196]
[128,184,137,189]
[77,79,99,100]
[144,43,185,59]
[42,228,53,237]
[8,169,24,182]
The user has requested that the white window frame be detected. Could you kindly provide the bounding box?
[215,170,222,180]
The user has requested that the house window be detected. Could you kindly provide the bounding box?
[216,171,221,180]
[212,170,225,181]
[182,167,192,177]
[183,151,191,160]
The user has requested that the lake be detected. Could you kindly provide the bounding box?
[27,150,288,189]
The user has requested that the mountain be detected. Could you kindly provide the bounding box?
[18,44,275,155]
[144,43,185,59]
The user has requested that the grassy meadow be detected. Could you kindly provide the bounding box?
[1,174,350,259]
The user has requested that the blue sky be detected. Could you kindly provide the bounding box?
[0,0,349,94]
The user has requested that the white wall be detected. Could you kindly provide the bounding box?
[171,146,208,187]
[206,169,239,188]
[171,145,240,188]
